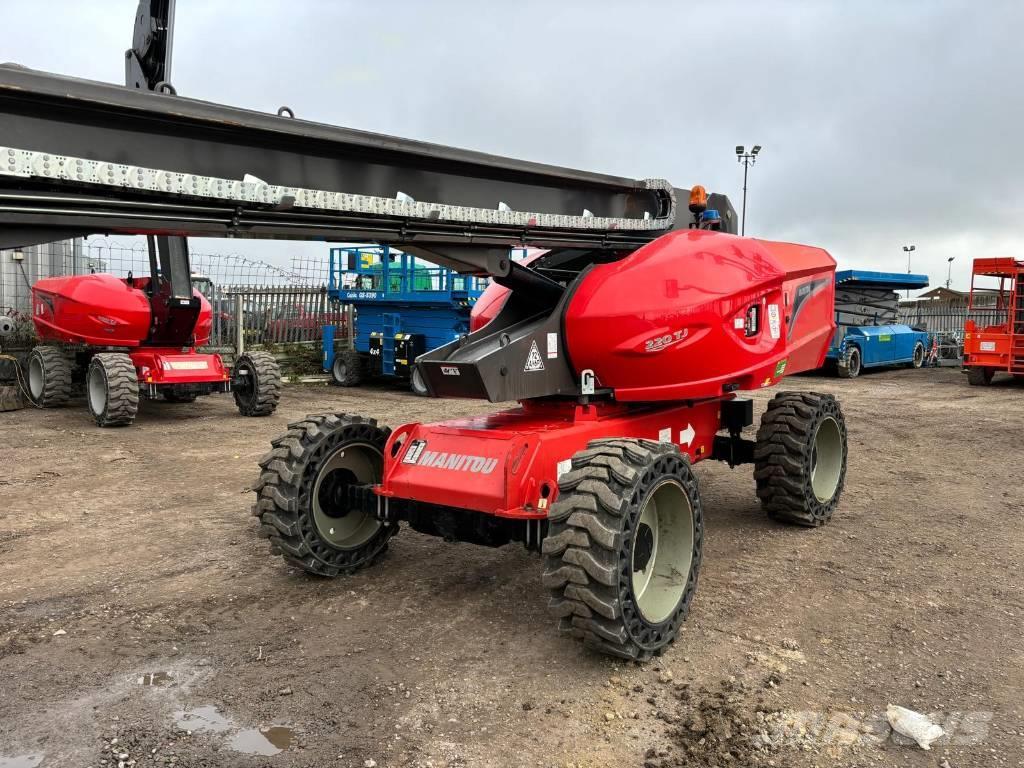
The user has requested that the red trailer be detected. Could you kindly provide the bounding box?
[962,257,1024,385]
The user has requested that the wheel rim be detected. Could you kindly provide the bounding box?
[312,441,383,549]
[28,356,44,399]
[631,479,694,624]
[850,350,860,375]
[410,367,426,395]
[87,364,106,415]
[333,359,347,382]
[810,416,843,502]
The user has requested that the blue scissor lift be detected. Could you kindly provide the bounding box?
[825,269,931,377]
[323,246,488,392]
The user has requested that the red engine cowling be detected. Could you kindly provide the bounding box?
[471,230,836,401]
[31,273,212,347]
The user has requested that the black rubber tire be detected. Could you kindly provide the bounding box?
[26,346,73,407]
[252,413,397,577]
[911,341,925,369]
[86,353,139,427]
[966,367,994,386]
[836,346,861,378]
[409,365,429,396]
[233,352,281,417]
[754,392,847,526]
[330,350,364,387]
[163,390,198,403]
[542,439,703,661]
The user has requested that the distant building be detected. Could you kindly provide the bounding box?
[900,286,1001,310]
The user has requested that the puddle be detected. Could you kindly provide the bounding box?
[0,756,44,768]
[174,705,234,733]
[172,706,293,755]
[229,726,294,756]
[138,671,171,686]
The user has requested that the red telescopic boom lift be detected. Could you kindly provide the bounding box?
[0,3,847,657]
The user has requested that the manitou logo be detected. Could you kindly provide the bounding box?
[401,440,498,474]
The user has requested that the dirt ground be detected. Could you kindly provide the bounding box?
[1,368,1022,768]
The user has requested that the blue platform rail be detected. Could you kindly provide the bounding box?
[323,245,489,386]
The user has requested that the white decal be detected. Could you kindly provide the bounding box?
[524,340,545,372]
[402,439,427,464]
[980,341,996,352]
[767,304,781,340]
[440,366,460,376]
[165,360,209,370]
[658,427,671,443]
[734,317,745,330]
[547,332,558,359]
[580,369,596,395]
[679,424,696,447]
[557,459,573,479]
[644,328,689,353]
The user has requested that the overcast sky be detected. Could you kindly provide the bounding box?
[5,0,1023,291]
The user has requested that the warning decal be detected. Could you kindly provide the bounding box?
[767,304,781,339]
[525,340,545,372]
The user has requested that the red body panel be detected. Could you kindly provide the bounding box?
[130,349,229,385]
[31,273,213,347]
[563,231,835,400]
[379,399,724,518]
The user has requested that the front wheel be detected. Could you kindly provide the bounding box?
[86,353,139,427]
[233,352,281,416]
[252,414,397,576]
[754,392,847,526]
[542,439,703,661]
[409,366,429,396]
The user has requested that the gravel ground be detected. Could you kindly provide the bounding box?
[0,368,1021,768]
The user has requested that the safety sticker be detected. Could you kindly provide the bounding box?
[525,340,545,372]
[547,332,558,359]
[440,366,460,376]
[980,341,996,351]
[557,459,573,479]
[658,427,671,443]
[767,304,781,339]
[774,358,788,377]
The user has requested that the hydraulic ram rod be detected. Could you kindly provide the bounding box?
[0,65,680,255]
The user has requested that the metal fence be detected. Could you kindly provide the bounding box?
[898,306,1007,340]
[225,286,350,351]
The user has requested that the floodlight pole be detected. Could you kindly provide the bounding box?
[735,145,761,236]
[946,256,955,289]
[903,244,916,299]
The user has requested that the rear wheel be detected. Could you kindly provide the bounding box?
[754,392,847,526]
[233,352,281,416]
[86,353,139,427]
[966,367,994,386]
[252,414,397,576]
[330,350,364,387]
[542,439,703,661]
[27,346,73,407]
[836,346,861,378]
[911,341,925,368]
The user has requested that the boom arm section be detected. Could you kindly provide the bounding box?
[0,65,688,259]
